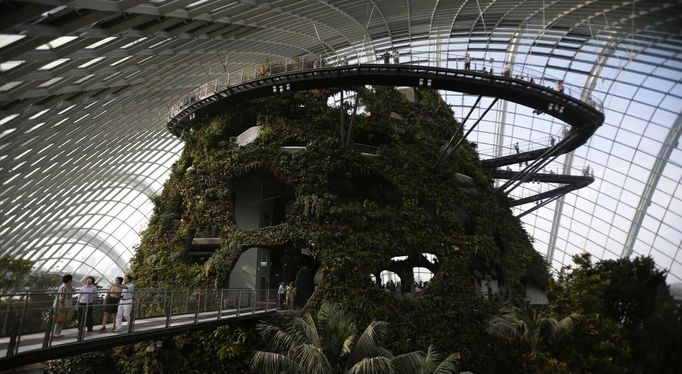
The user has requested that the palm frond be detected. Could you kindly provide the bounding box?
[288,313,322,348]
[291,343,333,374]
[420,345,442,374]
[347,356,395,374]
[317,302,357,364]
[348,320,391,365]
[487,317,521,343]
[432,353,460,374]
[250,350,301,374]
[256,322,296,353]
[391,351,424,374]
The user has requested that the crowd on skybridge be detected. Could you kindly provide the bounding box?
[51,273,135,338]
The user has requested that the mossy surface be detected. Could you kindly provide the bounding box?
[130,86,548,369]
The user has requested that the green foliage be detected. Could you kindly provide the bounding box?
[0,256,33,293]
[521,352,571,374]
[129,87,549,372]
[547,253,673,373]
[639,299,682,373]
[114,325,255,374]
[487,304,577,353]
[250,302,460,374]
[47,350,120,374]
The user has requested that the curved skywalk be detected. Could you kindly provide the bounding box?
[0,0,680,283]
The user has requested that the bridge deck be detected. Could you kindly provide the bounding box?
[0,289,280,369]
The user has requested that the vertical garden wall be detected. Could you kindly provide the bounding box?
[129,86,549,370]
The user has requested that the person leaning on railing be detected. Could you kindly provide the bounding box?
[52,274,74,338]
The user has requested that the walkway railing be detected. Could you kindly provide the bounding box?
[168,50,604,120]
[0,288,280,359]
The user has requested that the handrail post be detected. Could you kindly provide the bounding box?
[265,289,269,312]
[185,289,190,314]
[43,305,57,348]
[236,290,241,317]
[194,291,200,324]
[77,300,90,342]
[2,302,10,336]
[128,296,136,334]
[218,289,224,320]
[8,294,29,356]
[166,290,173,328]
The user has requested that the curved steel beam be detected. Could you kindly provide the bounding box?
[622,113,682,258]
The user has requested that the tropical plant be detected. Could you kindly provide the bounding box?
[487,303,577,353]
[250,302,459,374]
[392,345,460,374]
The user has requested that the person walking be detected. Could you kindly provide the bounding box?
[114,275,135,332]
[52,274,74,338]
[464,52,471,70]
[77,276,97,333]
[277,282,285,309]
[100,277,124,331]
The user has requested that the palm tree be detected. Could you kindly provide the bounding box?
[487,303,577,353]
[250,302,460,374]
[392,345,460,374]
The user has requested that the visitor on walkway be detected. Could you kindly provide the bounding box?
[464,52,471,70]
[77,276,97,333]
[503,63,511,77]
[100,276,124,331]
[392,49,399,64]
[53,274,74,338]
[286,282,296,309]
[556,79,564,93]
[514,142,520,154]
[277,282,285,309]
[550,136,555,146]
[382,51,390,64]
[114,275,134,332]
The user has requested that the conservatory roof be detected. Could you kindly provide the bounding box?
[0,0,680,283]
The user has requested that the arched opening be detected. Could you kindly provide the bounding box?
[412,267,434,286]
[378,270,402,294]
[228,243,319,307]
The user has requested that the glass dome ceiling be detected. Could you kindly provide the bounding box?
[0,0,680,283]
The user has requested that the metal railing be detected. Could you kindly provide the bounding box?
[0,288,280,358]
[168,51,604,120]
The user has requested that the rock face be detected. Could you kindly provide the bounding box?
[130,86,548,357]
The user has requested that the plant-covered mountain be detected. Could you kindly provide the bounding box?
[129,86,549,371]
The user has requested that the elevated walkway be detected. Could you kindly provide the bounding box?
[167,65,603,164]
[166,63,604,215]
[491,169,593,207]
[0,288,280,369]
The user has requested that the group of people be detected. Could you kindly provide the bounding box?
[277,282,297,309]
[380,49,400,64]
[52,274,135,338]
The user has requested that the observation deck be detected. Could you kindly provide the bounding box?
[166,59,605,217]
